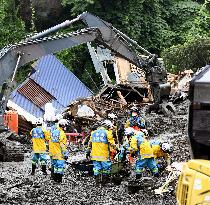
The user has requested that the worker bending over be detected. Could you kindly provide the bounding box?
[130,131,158,179]
[46,118,68,183]
[150,139,173,169]
[88,120,116,184]
[30,118,48,175]
[117,127,135,163]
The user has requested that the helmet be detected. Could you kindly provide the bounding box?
[124,127,135,136]
[130,106,139,116]
[58,119,68,126]
[108,113,117,119]
[101,120,113,129]
[44,114,57,122]
[161,142,173,153]
[56,114,63,121]
[36,117,43,126]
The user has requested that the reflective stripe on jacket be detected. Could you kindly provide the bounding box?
[130,132,153,159]
[90,127,115,161]
[125,116,145,128]
[150,139,169,160]
[30,127,47,153]
[45,126,67,160]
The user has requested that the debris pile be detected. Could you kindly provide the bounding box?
[0,97,191,204]
[0,62,195,203]
[0,132,27,162]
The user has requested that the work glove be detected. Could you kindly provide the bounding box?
[64,155,68,161]
[62,150,69,161]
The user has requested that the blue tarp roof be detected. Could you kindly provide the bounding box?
[10,54,93,118]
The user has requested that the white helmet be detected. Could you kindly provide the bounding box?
[102,120,113,129]
[36,117,43,125]
[58,119,68,126]
[161,142,173,153]
[56,114,63,121]
[124,127,135,136]
[108,113,117,119]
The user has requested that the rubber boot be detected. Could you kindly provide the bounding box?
[57,173,63,183]
[31,164,36,175]
[53,173,58,182]
[102,175,109,185]
[41,165,47,175]
[136,173,142,180]
[153,172,159,177]
[94,175,100,186]
[50,167,54,180]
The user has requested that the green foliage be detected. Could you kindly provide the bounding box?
[61,0,204,55]
[162,1,210,72]
[0,0,26,48]
[56,45,102,92]
[162,38,210,72]
[1,0,210,85]
[15,65,32,83]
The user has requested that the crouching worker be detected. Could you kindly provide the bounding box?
[130,131,158,179]
[89,120,116,185]
[46,118,68,183]
[116,127,135,163]
[150,139,173,170]
[30,118,48,175]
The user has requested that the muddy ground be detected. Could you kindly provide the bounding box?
[0,100,191,205]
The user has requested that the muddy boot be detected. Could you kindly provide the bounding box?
[31,164,36,175]
[102,175,109,185]
[57,174,63,183]
[53,173,58,183]
[136,173,142,180]
[41,165,47,175]
[153,172,159,177]
[94,175,100,186]
[50,167,54,180]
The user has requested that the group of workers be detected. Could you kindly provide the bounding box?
[88,106,173,184]
[30,106,173,185]
[30,116,69,183]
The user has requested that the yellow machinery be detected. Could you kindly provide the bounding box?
[176,66,210,205]
[176,160,210,205]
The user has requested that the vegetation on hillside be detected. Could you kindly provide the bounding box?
[0,0,210,90]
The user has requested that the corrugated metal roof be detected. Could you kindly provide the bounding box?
[31,54,93,107]
[10,91,44,118]
[18,79,54,108]
[9,54,93,119]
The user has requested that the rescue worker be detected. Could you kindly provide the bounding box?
[88,120,116,184]
[46,117,68,183]
[30,117,48,175]
[57,118,68,145]
[103,119,118,161]
[130,131,158,179]
[117,127,135,162]
[125,106,145,131]
[150,139,173,169]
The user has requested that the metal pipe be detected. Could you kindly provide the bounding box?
[112,27,152,56]
[28,16,81,40]
[11,53,22,82]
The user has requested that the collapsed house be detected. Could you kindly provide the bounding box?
[88,43,151,103]
[7,54,93,134]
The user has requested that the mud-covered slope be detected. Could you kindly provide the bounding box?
[0,101,191,205]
